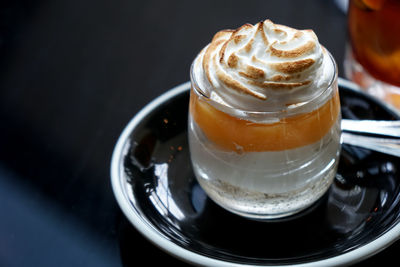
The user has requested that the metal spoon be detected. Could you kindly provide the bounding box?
[341,119,400,157]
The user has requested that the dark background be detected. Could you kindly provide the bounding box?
[0,0,398,266]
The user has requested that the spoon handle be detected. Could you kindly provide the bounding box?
[341,119,400,138]
[341,132,400,157]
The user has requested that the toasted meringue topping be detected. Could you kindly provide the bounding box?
[193,19,334,111]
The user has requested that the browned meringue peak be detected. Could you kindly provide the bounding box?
[196,19,330,108]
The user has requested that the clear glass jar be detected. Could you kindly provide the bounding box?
[188,51,341,220]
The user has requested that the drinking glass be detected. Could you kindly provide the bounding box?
[345,0,400,109]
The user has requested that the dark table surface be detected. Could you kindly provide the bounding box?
[1,0,399,266]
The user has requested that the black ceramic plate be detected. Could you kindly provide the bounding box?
[111,79,400,266]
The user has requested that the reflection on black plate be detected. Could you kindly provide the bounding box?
[114,80,400,266]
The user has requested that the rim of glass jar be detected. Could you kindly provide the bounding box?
[190,50,338,120]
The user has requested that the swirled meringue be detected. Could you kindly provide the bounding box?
[192,19,334,111]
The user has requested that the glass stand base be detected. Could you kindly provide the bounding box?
[344,44,400,110]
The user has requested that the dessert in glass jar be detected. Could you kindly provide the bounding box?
[189,19,341,219]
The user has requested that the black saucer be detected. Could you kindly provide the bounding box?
[111,79,400,266]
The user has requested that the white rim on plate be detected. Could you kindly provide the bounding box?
[110,78,400,267]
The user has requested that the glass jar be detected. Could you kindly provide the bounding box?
[188,51,341,220]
